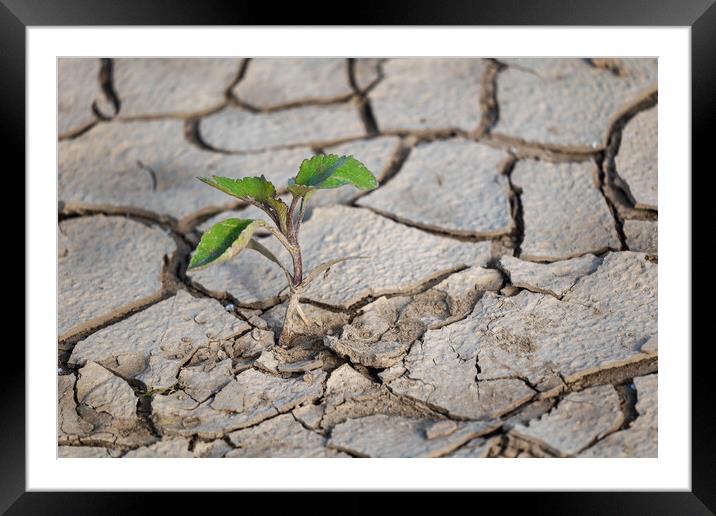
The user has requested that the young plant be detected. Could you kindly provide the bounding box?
[188,154,378,348]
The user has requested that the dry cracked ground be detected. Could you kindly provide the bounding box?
[57,57,657,458]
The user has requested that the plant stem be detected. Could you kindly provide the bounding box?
[288,194,301,238]
[280,193,308,346]
[290,242,303,286]
[279,286,303,349]
[281,238,304,347]
[263,225,294,256]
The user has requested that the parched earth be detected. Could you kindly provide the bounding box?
[57,57,658,458]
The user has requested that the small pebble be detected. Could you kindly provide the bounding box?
[500,285,521,297]
[248,315,268,330]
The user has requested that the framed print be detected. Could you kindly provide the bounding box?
[4,0,712,512]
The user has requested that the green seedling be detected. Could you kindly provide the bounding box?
[188,154,378,348]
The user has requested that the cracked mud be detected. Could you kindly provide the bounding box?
[57,57,657,458]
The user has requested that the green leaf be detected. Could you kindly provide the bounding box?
[201,175,276,202]
[188,218,269,270]
[286,181,313,197]
[293,154,378,192]
[198,175,288,227]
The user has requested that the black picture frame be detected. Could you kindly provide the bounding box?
[3,0,710,513]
